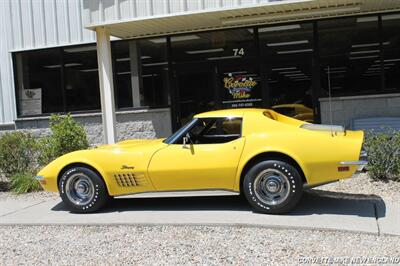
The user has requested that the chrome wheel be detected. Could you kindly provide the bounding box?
[65,173,95,206]
[254,168,290,206]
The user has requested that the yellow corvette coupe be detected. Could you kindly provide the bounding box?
[36,109,367,214]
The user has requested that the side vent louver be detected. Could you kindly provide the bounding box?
[114,173,139,187]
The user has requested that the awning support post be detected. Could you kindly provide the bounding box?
[96,27,116,144]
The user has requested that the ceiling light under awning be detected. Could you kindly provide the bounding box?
[206,55,241,61]
[142,62,168,66]
[350,50,380,55]
[186,48,224,54]
[352,42,390,48]
[267,40,309,47]
[277,49,313,54]
[350,55,379,60]
[272,67,297,71]
[80,68,98,72]
[43,63,83,68]
[117,71,131,75]
[116,56,151,62]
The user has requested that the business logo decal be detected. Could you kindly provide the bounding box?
[223,73,258,99]
[25,90,36,99]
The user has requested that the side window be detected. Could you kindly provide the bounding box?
[189,117,242,144]
[273,107,296,117]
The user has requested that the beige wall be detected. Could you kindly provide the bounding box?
[319,93,400,128]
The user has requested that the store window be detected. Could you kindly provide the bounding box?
[13,45,101,116]
[382,13,400,92]
[112,38,169,110]
[63,45,100,112]
[14,48,64,116]
[318,16,381,96]
[171,28,260,125]
[258,23,315,122]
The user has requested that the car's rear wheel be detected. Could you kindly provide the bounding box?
[243,160,303,214]
[59,166,109,213]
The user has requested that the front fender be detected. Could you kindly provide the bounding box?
[36,150,110,193]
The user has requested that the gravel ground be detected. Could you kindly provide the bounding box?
[317,173,400,203]
[0,225,399,265]
[0,191,58,201]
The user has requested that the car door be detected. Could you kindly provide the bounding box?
[148,117,245,191]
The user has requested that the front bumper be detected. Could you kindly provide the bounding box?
[35,174,58,192]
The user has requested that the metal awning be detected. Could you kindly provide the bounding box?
[85,0,400,39]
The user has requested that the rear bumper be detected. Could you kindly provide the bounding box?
[339,160,368,172]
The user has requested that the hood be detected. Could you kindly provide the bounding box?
[94,138,166,150]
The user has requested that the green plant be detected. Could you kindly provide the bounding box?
[0,132,40,178]
[10,172,42,194]
[364,129,400,182]
[39,114,89,165]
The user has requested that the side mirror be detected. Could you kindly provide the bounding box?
[182,133,192,149]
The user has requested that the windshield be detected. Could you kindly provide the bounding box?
[163,118,198,144]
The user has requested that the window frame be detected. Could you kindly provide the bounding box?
[165,117,243,145]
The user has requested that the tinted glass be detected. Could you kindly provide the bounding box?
[14,48,63,115]
[382,14,400,92]
[258,23,314,122]
[112,38,168,109]
[63,45,100,112]
[319,16,380,96]
[181,117,242,144]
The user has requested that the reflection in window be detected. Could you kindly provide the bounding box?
[319,17,380,96]
[258,23,314,122]
[382,14,400,92]
[170,28,259,125]
[14,48,64,115]
[63,45,100,112]
[171,29,255,62]
[112,38,168,109]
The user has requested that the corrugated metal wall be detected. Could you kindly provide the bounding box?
[0,0,96,125]
[82,0,276,27]
[0,0,264,126]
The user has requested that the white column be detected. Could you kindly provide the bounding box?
[129,41,141,108]
[96,27,116,144]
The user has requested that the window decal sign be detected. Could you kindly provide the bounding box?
[20,88,42,115]
[222,73,262,108]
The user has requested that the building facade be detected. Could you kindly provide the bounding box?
[0,0,400,143]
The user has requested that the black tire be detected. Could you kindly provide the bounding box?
[59,167,110,213]
[243,160,303,214]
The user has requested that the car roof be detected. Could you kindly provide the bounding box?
[194,108,264,118]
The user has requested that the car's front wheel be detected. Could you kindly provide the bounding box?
[59,166,109,213]
[243,160,303,214]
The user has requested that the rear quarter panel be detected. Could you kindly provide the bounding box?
[234,111,364,190]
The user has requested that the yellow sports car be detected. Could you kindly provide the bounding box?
[36,109,366,214]
[272,104,314,123]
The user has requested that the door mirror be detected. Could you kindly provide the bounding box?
[182,133,192,149]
